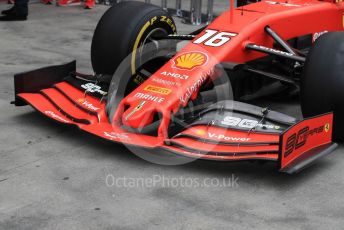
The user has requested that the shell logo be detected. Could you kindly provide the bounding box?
[173,52,208,70]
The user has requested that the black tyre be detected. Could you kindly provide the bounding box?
[91,1,176,90]
[301,32,344,141]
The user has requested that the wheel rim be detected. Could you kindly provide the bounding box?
[137,28,168,69]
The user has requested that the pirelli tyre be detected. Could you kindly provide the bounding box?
[301,32,344,141]
[91,1,176,88]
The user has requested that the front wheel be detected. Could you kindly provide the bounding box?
[301,32,344,141]
[91,1,177,89]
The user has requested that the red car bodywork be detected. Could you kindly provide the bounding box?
[15,0,343,173]
[116,0,344,136]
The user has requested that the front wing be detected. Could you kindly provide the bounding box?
[14,62,337,173]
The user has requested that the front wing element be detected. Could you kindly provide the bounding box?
[14,63,337,173]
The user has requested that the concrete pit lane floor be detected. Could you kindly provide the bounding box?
[0,2,344,230]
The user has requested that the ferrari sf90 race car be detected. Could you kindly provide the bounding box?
[13,0,344,173]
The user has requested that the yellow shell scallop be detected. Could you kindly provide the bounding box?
[175,52,207,70]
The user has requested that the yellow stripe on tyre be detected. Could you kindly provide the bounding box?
[131,21,151,75]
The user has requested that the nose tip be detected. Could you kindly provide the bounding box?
[122,101,154,129]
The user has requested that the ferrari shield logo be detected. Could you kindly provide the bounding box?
[324,123,330,133]
[195,129,206,136]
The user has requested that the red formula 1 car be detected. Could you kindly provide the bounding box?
[14,0,344,173]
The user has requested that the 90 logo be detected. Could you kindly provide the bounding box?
[284,125,324,158]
